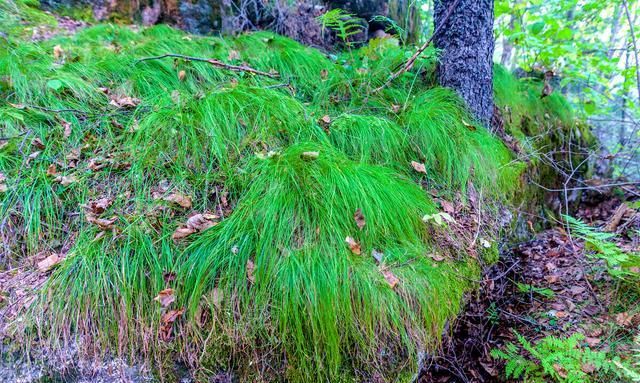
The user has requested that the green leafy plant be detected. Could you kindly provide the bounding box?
[491,332,631,383]
[317,9,365,46]
[566,215,640,285]
[516,282,556,298]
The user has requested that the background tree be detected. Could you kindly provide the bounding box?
[434,0,495,125]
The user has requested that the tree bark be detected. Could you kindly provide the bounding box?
[434,0,495,126]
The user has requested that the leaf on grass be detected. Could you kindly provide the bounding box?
[246,259,256,284]
[301,151,319,160]
[54,174,78,186]
[371,249,384,264]
[87,157,107,171]
[228,50,240,61]
[61,119,72,138]
[178,70,186,81]
[154,288,176,307]
[109,94,140,108]
[86,214,116,230]
[319,115,331,127]
[163,192,192,209]
[354,208,365,230]
[37,253,63,272]
[46,164,57,176]
[85,197,113,215]
[428,253,445,262]
[411,161,427,174]
[380,269,400,289]
[159,308,184,342]
[172,213,219,240]
[0,173,6,193]
[462,119,476,131]
[32,138,45,150]
[320,69,328,80]
[439,199,455,214]
[345,236,361,255]
[53,44,64,60]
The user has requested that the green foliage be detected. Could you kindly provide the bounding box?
[516,282,556,298]
[317,9,366,46]
[491,332,632,383]
[567,215,640,286]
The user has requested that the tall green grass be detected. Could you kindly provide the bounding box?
[0,6,585,381]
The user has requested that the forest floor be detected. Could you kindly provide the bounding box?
[422,186,640,382]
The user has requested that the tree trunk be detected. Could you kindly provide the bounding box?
[434,0,495,126]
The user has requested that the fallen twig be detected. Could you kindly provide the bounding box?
[372,0,462,94]
[136,53,279,79]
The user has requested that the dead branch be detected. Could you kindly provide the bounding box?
[372,0,462,94]
[136,53,280,79]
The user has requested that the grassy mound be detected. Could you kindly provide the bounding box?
[179,143,476,381]
[0,2,591,381]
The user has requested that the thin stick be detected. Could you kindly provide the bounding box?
[372,0,462,94]
[136,53,279,78]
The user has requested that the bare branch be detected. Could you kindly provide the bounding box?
[136,54,280,79]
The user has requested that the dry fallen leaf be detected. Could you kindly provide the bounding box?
[86,214,117,230]
[109,94,140,108]
[585,337,601,347]
[53,44,64,60]
[163,192,192,209]
[320,69,328,80]
[371,249,384,264]
[428,253,445,261]
[37,253,63,272]
[172,213,219,240]
[319,115,331,127]
[354,208,365,230]
[32,138,45,150]
[87,158,107,172]
[345,236,361,255]
[581,363,596,374]
[553,363,568,379]
[154,288,176,307]
[228,50,240,61]
[159,308,184,341]
[301,151,319,160]
[411,161,427,174]
[246,259,256,284]
[178,70,186,81]
[381,269,400,289]
[172,227,197,240]
[46,164,57,176]
[615,312,633,327]
[55,174,78,186]
[439,199,455,214]
[62,119,72,138]
[85,197,113,215]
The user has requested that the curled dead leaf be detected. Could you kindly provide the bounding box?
[380,268,400,289]
[246,259,256,284]
[87,157,107,172]
[55,174,78,186]
[172,213,219,240]
[228,50,240,61]
[109,94,140,108]
[319,115,331,128]
[32,138,45,150]
[163,192,192,209]
[345,236,361,255]
[159,308,184,342]
[178,70,186,81]
[301,151,319,160]
[354,208,365,230]
[411,161,427,174]
[37,253,63,272]
[85,197,113,215]
[61,119,72,138]
[46,164,57,176]
[86,213,116,230]
[154,288,176,307]
[53,44,64,60]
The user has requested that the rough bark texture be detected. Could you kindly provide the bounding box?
[434,0,495,126]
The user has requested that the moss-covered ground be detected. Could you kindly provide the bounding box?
[0,1,595,381]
